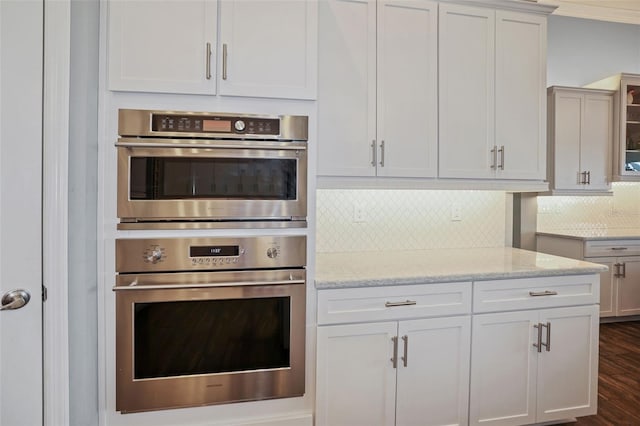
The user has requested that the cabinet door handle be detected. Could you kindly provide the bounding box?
[371,140,376,167]
[541,322,551,352]
[401,335,408,367]
[621,262,627,278]
[533,323,542,353]
[379,140,385,167]
[587,171,591,185]
[498,145,505,170]
[205,42,212,80]
[528,290,558,297]
[490,146,497,170]
[580,171,587,184]
[222,43,228,80]
[391,336,398,369]
[385,300,417,308]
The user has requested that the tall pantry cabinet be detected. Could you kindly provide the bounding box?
[317,0,439,178]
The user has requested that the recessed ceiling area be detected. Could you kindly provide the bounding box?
[538,0,640,24]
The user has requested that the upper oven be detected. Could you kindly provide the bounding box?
[116,109,308,230]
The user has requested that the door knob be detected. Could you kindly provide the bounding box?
[0,289,31,311]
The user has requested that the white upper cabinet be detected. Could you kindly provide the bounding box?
[547,87,614,194]
[218,0,317,99]
[108,0,317,99]
[108,0,218,95]
[318,0,438,178]
[439,3,548,181]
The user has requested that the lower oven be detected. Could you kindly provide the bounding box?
[114,235,306,413]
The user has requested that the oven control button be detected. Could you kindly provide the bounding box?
[145,248,164,264]
[234,120,246,132]
[267,247,279,259]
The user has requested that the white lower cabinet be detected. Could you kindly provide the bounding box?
[470,305,599,426]
[316,316,471,426]
[316,282,472,426]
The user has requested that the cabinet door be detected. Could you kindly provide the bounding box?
[316,322,397,426]
[438,3,495,179]
[108,0,217,94]
[469,311,537,426]
[588,257,617,318]
[218,0,317,99]
[396,316,471,426]
[616,256,640,316]
[551,91,583,191]
[495,11,547,180]
[376,0,438,178]
[582,93,613,191]
[318,0,376,176]
[536,305,599,422]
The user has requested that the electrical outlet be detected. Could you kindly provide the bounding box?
[451,203,462,221]
[353,203,366,222]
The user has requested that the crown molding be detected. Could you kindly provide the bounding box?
[539,0,640,24]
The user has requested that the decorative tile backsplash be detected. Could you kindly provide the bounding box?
[316,189,507,253]
[537,183,640,231]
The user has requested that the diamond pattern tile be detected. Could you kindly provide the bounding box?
[537,183,640,232]
[316,190,506,253]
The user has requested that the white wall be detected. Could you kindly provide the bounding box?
[547,15,640,87]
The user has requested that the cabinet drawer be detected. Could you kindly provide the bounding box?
[317,282,472,325]
[584,240,640,257]
[473,275,599,313]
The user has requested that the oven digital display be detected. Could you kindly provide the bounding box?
[202,119,231,132]
[190,245,240,257]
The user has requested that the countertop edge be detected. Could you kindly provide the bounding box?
[315,266,607,290]
[536,230,640,241]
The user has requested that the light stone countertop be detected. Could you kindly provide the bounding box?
[315,247,607,289]
[537,228,640,241]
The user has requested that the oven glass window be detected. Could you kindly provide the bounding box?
[133,297,291,379]
[129,157,297,200]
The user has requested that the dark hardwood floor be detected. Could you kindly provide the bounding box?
[557,321,640,426]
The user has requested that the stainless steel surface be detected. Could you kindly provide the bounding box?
[542,322,551,352]
[206,42,212,80]
[498,145,505,170]
[222,43,228,80]
[384,300,417,308]
[114,235,307,413]
[371,140,376,167]
[116,220,307,230]
[391,336,398,369]
[528,290,558,297]
[118,109,309,141]
[117,109,308,227]
[533,323,542,353]
[0,289,31,311]
[379,140,385,167]
[401,335,408,367]
[116,235,306,273]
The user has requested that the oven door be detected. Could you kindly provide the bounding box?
[114,269,306,413]
[116,139,307,223]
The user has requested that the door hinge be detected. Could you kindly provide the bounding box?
[42,285,48,302]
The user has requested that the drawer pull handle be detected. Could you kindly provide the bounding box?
[385,300,417,308]
[611,247,628,251]
[528,290,558,297]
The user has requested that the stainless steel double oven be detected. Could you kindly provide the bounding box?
[113,109,309,414]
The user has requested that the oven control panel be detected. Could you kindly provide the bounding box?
[116,236,306,273]
[151,114,281,136]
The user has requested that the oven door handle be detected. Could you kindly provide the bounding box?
[112,279,306,291]
[115,141,307,150]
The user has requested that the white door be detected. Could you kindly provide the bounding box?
[536,305,599,422]
[396,316,471,426]
[316,322,397,426]
[0,1,44,425]
[582,92,613,190]
[616,256,640,316]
